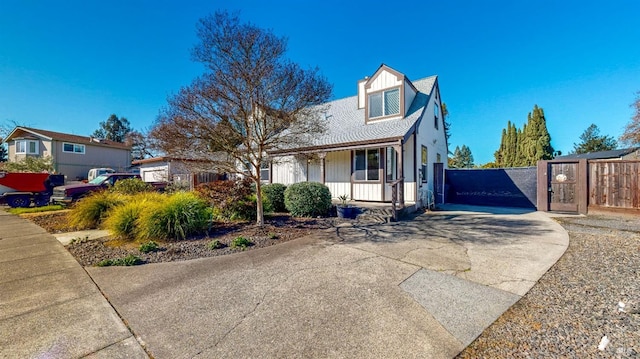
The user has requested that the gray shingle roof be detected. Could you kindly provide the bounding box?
[554,147,640,160]
[285,75,437,152]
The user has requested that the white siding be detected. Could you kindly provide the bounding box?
[404,182,416,203]
[357,79,366,109]
[403,135,416,183]
[308,160,321,182]
[404,81,417,116]
[271,155,308,185]
[140,164,169,182]
[353,183,382,201]
[326,182,350,199]
[325,150,351,198]
[414,84,448,194]
[368,70,402,92]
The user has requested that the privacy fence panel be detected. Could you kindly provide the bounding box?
[445,167,537,208]
[589,160,640,210]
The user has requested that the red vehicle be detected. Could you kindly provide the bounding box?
[0,172,65,208]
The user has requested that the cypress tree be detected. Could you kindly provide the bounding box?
[493,105,554,167]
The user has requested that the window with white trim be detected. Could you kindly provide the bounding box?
[15,140,38,154]
[368,88,400,119]
[434,104,440,130]
[354,149,380,181]
[63,142,85,154]
[260,161,270,182]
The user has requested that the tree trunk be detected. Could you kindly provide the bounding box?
[255,180,264,226]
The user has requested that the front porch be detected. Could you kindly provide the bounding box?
[332,199,423,223]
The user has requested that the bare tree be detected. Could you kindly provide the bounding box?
[126,129,156,160]
[150,11,332,226]
[620,91,640,146]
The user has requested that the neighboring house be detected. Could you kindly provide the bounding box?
[267,64,448,207]
[132,156,224,188]
[3,127,131,181]
[555,147,640,161]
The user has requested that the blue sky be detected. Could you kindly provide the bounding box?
[1,0,639,165]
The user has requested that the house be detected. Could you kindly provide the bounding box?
[267,64,448,207]
[3,127,132,181]
[554,147,640,161]
[132,156,225,188]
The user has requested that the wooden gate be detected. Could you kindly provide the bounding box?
[537,159,588,214]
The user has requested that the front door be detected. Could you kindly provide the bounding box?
[548,162,578,212]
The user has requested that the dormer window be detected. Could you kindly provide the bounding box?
[368,88,400,119]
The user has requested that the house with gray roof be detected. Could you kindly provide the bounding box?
[3,127,132,181]
[267,64,448,206]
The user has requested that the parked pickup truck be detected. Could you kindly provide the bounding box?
[50,173,142,203]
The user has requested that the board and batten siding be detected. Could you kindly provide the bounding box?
[325,151,350,198]
[272,155,308,185]
[367,70,402,92]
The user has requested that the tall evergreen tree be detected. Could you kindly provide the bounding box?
[493,105,554,167]
[573,124,617,154]
[92,114,132,142]
[448,145,474,168]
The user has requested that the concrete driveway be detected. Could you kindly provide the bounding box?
[87,205,569,358]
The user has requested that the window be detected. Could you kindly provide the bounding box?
[15,140,38,154]
[437,153,442,163]
[434,103,439,129]
[354,149,380,181]
[368,88,400,119]
[421,146,428,183]
[260,161,270,182]
[385,147,397,182]
[63,142,85,154]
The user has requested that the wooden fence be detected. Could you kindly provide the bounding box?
[589,160,640,211]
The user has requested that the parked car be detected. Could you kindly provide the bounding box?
[88,167,115,181]
[50,173,141,203]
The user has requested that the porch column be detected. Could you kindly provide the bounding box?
[393,144,405,207]
[318,152,327,184]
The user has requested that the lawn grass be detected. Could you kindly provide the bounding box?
[8,205,65,215]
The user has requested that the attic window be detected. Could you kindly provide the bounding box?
[369,88,400,119]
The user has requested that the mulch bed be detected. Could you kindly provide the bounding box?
[25,211,336,266]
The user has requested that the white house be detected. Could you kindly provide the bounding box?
[267,64,448,207]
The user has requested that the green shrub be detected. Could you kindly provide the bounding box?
[262,183,287,213]
[284,182,332,217]
[139,241,160,253]
[69,191,124,229]
[137,192,211,241]
[110,178,153,195]
[207,239,225,250]
[96,254,143,267]
[268,232,278,239]
[195,179,256,220]
[103,192,165,240]
[230,236,253,249]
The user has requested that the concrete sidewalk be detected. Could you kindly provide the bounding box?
[0,209,148,358]
[86,205,569,358]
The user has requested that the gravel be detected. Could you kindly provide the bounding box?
[457,213,640,358]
